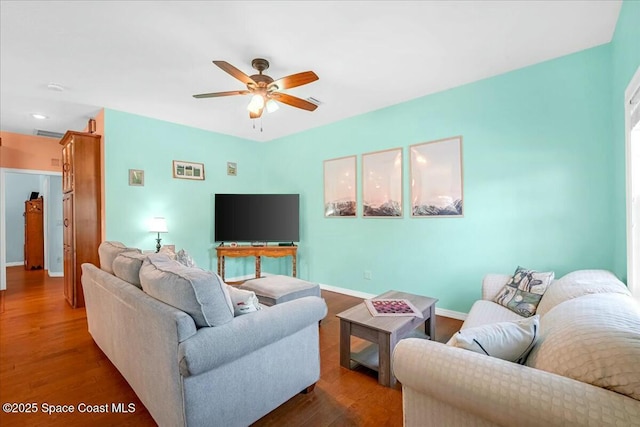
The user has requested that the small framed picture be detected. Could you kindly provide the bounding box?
[227,162,237,176]
[129,169,144,186]
[173,160,205,180]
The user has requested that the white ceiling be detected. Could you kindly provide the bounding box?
[0,1,622,142]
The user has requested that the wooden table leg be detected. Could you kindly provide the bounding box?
[378,331,397,387]
[255,256,261,279]
[425,305,436,340]
[339,319,351,369]
[218,256,225,281]
[292,254,297,277]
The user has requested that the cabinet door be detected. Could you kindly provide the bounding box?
[63,193,75,306]
[62,138,74,193]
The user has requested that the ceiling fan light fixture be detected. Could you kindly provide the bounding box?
[195,59,319,119]
[266,99,279,113]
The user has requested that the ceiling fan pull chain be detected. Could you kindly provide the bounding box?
[261,117,263,132]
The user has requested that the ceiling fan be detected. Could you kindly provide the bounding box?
[193,58,319,119]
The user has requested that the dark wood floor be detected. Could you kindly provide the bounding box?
[0,267,462,426]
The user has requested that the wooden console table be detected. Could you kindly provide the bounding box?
[216,245,297,282]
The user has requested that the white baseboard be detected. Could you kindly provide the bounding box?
[48,271,63,277]
[434,307,467,321]
[319,283,467,321]
[320,283,377,300]
[6,262,23,267]
[239,274,468,321]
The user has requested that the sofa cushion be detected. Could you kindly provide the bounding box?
[98,241,141,274]
[493,266,553,317]
[526,293,640,401]
[450,315,539,364]
[112,252,150,288]
[139,254,234,328]
[536,269,631,317]
[462,300,525,329]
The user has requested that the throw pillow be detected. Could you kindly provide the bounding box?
[159,245,177,260]
[450,315,540,364]
[139,254,234,328]
[176,249,197,268]
[226,285,261,316]
[493,266,554,317]
[98,241,141,274]
[112,251,149,288]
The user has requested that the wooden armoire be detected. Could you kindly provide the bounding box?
[61,131,102,308]
[24,197,44,270]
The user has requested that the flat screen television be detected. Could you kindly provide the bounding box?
[214,194,300,243]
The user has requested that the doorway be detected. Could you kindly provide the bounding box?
[0,168,63,290]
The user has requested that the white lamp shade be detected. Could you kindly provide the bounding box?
[247,94,265,114]
[266,99,279,113]
[149,217,168,233]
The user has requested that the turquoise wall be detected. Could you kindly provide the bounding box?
[611,0,640,281]
[263,45,614,312]
[102,3,639,313]
[104,109,266,275]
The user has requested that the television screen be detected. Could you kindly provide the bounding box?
[214,194,300,243]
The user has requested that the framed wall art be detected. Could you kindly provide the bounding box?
[323,155,356,217]
[227,162,237,176]
[410,136,463,217]
[129,169,144,186]
[173,160,205,180]
[362,148,403,217]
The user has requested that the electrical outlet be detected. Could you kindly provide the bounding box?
[364,270,372,280]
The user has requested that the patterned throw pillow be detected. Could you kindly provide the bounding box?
[176,249,197,268]
[493,266,554,317]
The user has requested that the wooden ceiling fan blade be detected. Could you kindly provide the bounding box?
[213,61,256,85]
[272,93,318,111]
[269,71,318,90]
[193,90,250,99]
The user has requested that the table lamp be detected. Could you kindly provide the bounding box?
[149,217,168,253]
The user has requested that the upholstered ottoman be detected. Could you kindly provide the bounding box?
[238,275,321,306]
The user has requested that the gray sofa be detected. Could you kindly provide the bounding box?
[81,242,327,426]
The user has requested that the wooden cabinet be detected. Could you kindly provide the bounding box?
[62,138,74,193]
[24,197,44,270]
[63,193,75,305]
[60,131,102,308]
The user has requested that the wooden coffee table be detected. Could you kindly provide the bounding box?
[336,290,438,387]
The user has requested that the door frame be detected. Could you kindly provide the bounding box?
[625,65,640,298]
[0,167,62,290]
